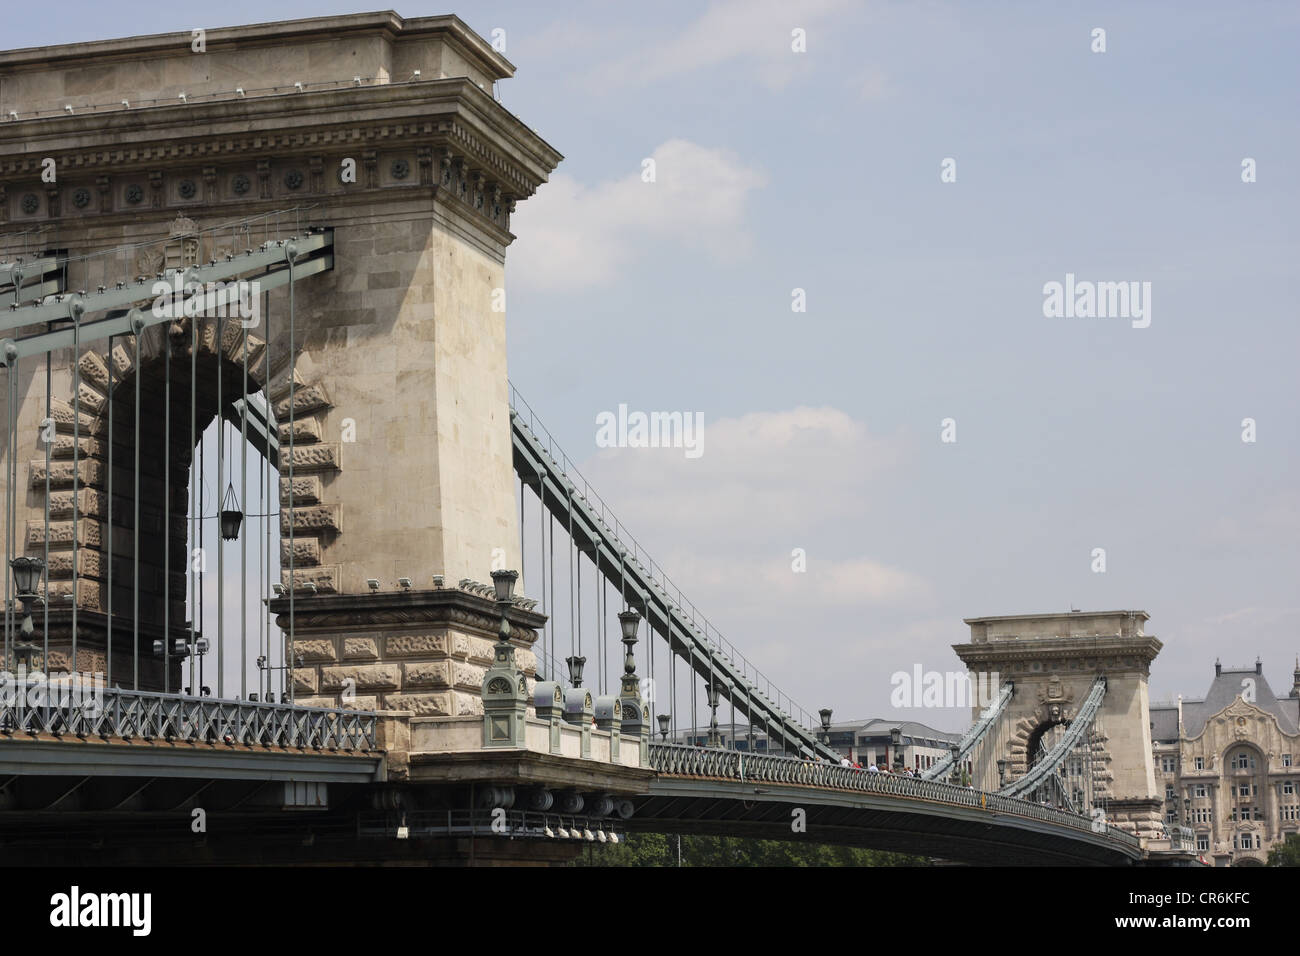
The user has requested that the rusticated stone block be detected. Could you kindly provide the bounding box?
[385,633,450,657]
[320,663,401,692]
[281,537,321,567]
[286,443,339,473]
[292,668,318,694]
[280,475,321,505]
[343,637,379,660]
[402,660,451,688]
[466,635,495,664]
[44,577,104,610]
[278,418,322,445]
[455,692,485,716]
[78,350,111,391]
[452,661,485,691]
[294,639,336,662]
[46,548,102,579]
[50,399,100,435]
[76,381,105,414]
[51,435,105,461]
[29,519,101,549]
[281,565,338,592]
[29,458,105,489]
[280,504,339,535]
[295,694,379,711]
[48,488,107,519]
[274,382,331,419]
[381,691,452,716]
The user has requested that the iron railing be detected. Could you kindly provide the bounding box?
[0,683,377,751]
[649,743,1142,851]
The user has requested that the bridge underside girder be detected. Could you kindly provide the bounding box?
[630,780,1139,866]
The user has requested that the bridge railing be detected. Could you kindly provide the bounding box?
[649,744,1142,850]
[0,681,377,752]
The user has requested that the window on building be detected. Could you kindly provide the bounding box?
[1285,781,1295,796]
[1197,836,1209,851]
[1165,785,1175,800]
[1194,784,1207,798]
[1254,806,1264,821]
[1285,755,1293,768]
[1195,757,1205,770]
[1162,756,1176,773]
[1165,811,1178,823]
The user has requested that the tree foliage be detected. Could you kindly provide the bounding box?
[572,832,926,867]
[1267,832,1300,866]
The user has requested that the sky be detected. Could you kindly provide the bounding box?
[6,1,1298,731]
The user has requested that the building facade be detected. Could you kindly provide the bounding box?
[1151,660,1300,866]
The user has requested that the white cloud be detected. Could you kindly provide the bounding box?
[578,405,924,608]
[586,0,857,90]
[509,138,766,291]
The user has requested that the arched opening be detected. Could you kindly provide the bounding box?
[36,317,283,698]
[1025,718,1066,771]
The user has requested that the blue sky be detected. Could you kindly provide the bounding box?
[8,1,1298,728]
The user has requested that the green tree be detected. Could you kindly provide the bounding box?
[1267,832,1300,866]
[574,832,926,867]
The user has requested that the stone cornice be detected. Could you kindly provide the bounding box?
[0,13,516,80]
[269,587,546,645]
[0,81,562,200]
[953,634,1163,667]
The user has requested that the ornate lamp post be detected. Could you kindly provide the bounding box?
[997,758,1008,788]
[565,654,586,688]
[819,708,833,748]
[705,678,721,748]
[480,569,528,748]
[948,742,961,784]
[616,609,650,763]
[657,712,670,742]
[891,726,904,772]
[8,556,45,670]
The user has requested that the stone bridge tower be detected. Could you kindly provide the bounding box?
[0,13,560,715]
[954,610,1164,841]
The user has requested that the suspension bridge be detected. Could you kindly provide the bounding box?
[0,12,1175,866]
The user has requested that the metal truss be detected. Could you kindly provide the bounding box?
[0,230,332,360]
[0,254,64,307]
[649,741,1141,851]
[999,676,1107,798]
[920,679,1014,780]
[510,388,839,761]
[0,684,376,751]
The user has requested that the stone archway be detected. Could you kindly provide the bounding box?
[24,311,340,688]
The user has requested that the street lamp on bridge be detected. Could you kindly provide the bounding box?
[891,726,905,772]
[998,758,1008,788]
[657,712,670,742]
[819,708,832,748]
[8,556,45,669]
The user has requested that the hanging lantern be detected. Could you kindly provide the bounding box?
[219,481,243,541]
